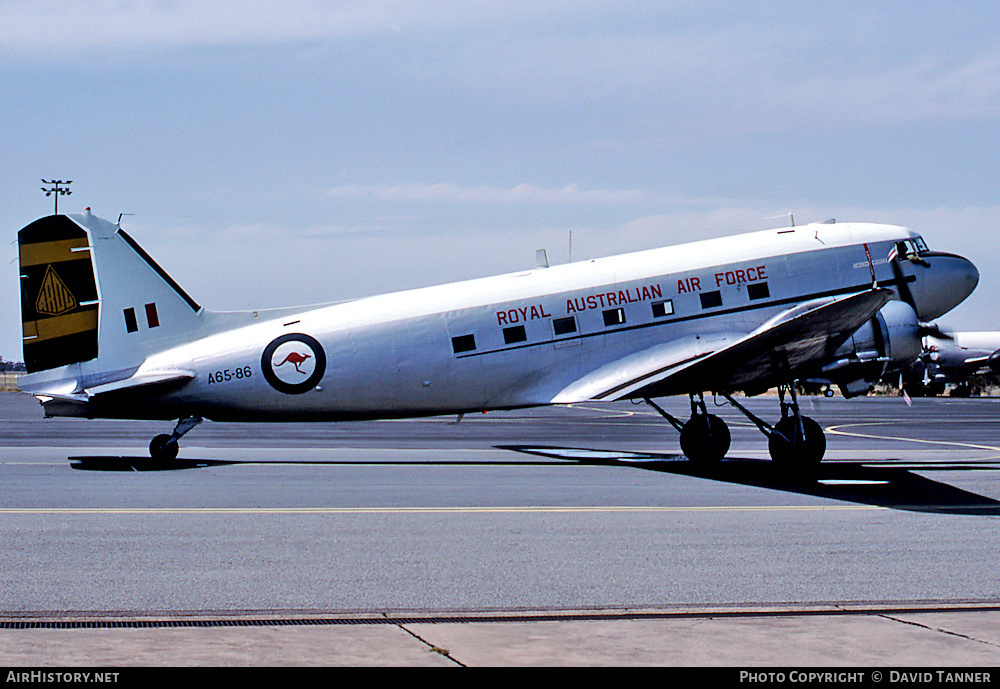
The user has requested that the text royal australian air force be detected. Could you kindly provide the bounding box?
[484,223,879,339]
[497,283,664,326]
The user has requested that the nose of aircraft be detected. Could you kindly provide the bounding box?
[912,253,979,321]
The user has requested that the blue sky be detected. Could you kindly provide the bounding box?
[3,1,999,361]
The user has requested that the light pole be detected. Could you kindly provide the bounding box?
[41,179,72,214]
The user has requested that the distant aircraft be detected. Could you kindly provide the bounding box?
[897,331,1000,397]
[17,211,978,469]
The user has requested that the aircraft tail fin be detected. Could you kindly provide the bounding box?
[19,212,205,376]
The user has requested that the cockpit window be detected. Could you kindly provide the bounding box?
[894,237,928,260]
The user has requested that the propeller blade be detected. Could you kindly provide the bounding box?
[889,257,919,314]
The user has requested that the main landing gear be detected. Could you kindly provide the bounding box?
[149,416,202,461]
[644,384,827,469]
[763,385,826,468]
[645,393,730,464]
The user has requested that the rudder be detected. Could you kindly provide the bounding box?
[19,216,100,373]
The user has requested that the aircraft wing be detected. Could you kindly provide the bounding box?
[552,288,893,403]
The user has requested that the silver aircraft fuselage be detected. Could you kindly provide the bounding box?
[23,219,974,422]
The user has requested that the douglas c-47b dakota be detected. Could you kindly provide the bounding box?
[17,211,978,469]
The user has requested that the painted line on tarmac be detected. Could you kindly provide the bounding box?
[826,422,1000,456]
[0,505,884,515]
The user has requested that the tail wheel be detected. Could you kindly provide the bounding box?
[680,414,731,464]
[768,417,826,467]
[149,434,179,462]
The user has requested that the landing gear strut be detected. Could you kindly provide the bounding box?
[646,382,827,470]
[149,416,202,461]
[722,383,826,468]
[680,393,731,464]
[646,393,730,464]
[767,385,826,467]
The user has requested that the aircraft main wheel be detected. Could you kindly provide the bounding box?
[768,417,826,467]
[149,434,179,461]
[679,414,731,464]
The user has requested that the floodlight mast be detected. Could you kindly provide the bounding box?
[41,179,72,214]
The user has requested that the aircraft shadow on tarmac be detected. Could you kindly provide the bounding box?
[497,445,1000,516]
[68,448,1000,516]
[69,456,237,472]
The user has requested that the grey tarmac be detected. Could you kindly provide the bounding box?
[3,392,1000,666]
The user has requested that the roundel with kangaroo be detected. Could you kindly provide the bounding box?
[261,333,326,394]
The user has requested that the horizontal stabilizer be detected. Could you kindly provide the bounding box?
[84,370,195,398]
[26,369,194,404]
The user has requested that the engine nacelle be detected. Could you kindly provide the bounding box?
[821,300,922,397]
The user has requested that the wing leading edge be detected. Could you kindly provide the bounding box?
[552,288,894,403]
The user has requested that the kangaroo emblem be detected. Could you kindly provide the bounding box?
[274,351,312,374]
[261,334,326,395]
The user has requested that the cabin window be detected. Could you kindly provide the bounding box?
[603,308,626,326]
[451,334,476,354]
[700,291,722,309]
[503,325,527,344]
[552,316,577,336]
[747,282,769,300]
[651,300,673,318]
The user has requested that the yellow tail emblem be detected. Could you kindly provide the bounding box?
[35,264,79,316]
